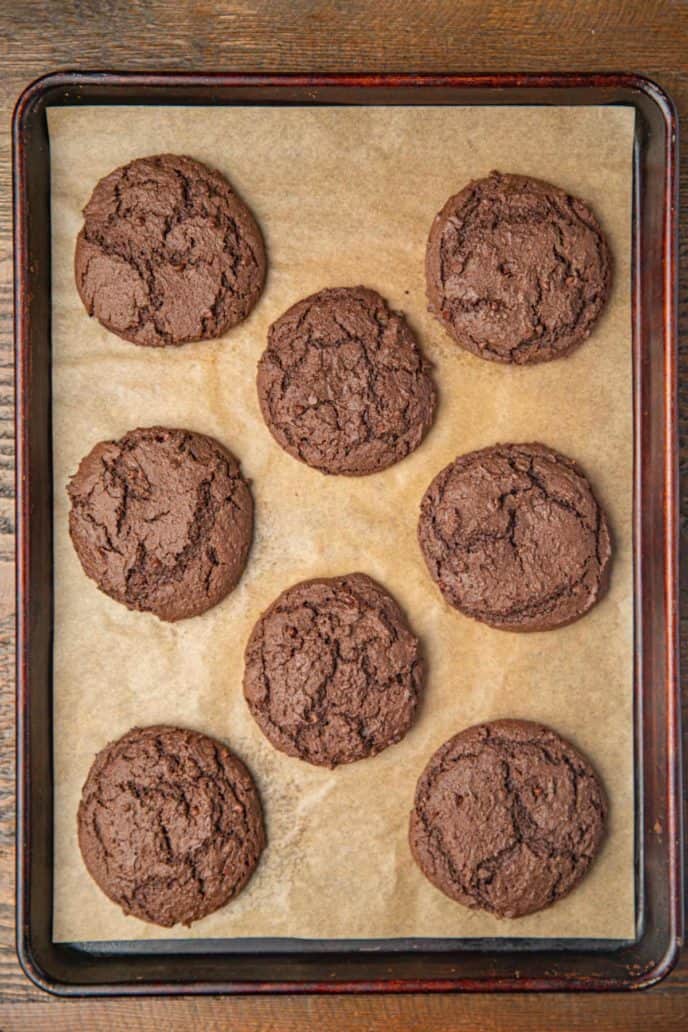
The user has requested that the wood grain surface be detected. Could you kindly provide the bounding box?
[1,1,687,1029]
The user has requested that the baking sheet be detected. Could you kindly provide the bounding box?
[48,104,636,943]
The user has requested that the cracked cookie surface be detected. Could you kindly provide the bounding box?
[78,726,265,927]
[418,442,611,632]
[409,719,607,918]
[243,573,423,767]
[75,154,266,347]
[68,426,253,622]
[257,287,436,475]
[426,171,612,364]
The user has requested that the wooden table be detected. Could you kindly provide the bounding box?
[1,2,686,1029]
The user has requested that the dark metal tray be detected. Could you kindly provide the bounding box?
[13,71,682,995]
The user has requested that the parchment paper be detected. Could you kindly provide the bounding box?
[48,105,636,943]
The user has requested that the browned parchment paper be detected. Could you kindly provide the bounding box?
[48,105,636,942]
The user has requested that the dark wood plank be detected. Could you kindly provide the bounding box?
[0,0,686,1027]
[0,995,687,1032]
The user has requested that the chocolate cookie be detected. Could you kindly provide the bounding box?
[78,726,265,927]
[75,154,266,347]
[243,573,423,767]
[257,287,436,476]
[418,443,611,632]
[68,426,253,622]
[409,719,607,918]
[426,171,612,364]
